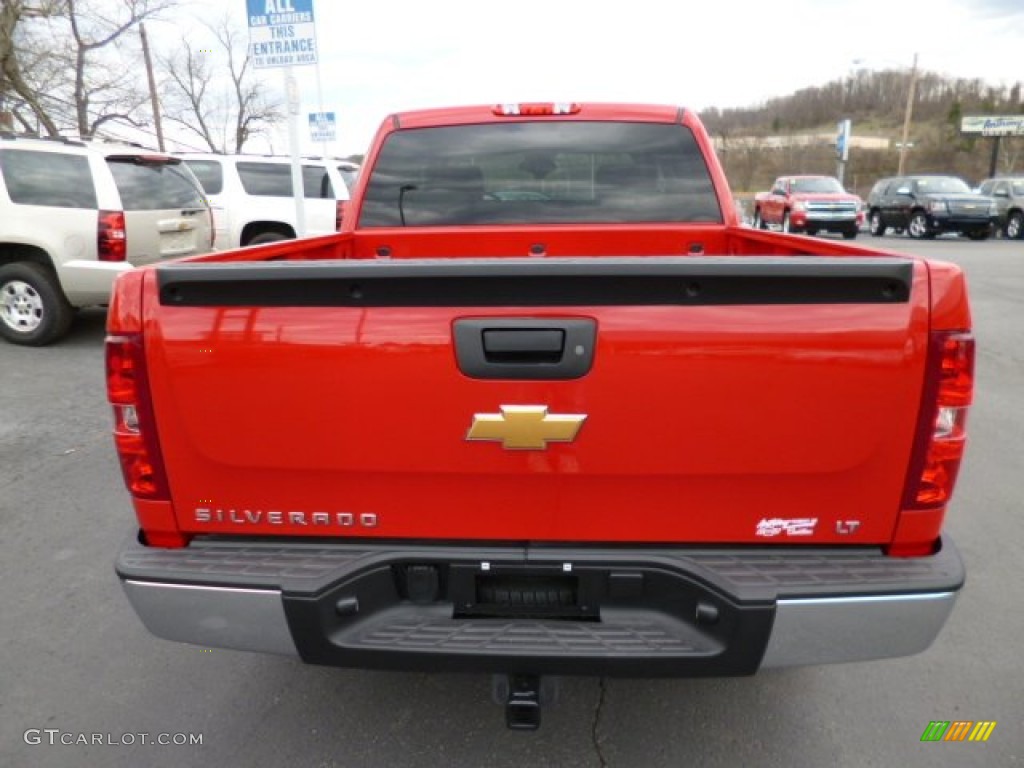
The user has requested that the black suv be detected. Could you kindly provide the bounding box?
[866,175,997,240]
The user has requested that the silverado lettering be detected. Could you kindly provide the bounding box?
[194,509,378,527]
[110,102,973,731]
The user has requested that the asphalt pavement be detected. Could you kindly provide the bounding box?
[1,235,1022,767]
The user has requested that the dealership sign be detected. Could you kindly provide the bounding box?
[247,0,317,69]
[960,115,1024,136]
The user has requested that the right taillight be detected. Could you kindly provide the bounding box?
[902,331,975,510]
[98,210,127,262]
[336,199,348,230]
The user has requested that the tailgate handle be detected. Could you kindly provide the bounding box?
[454,318,596,380]
[483,329,564,363]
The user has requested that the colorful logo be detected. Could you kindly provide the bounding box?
[921,721,996,742]
[755,517,817,537]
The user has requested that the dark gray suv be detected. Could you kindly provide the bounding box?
[866,175,997,240]
[978,177,1024,239]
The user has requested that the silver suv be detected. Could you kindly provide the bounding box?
[978,177,1024,239]
[0,136,213,345]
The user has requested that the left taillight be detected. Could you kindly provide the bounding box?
[902,331,975,510]
[106,334,169,500]
[98,210,127,262]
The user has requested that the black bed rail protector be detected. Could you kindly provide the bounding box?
[156,257,913,308]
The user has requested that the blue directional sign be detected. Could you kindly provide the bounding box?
[836,118,851,162]
[246,0,317,69]
[309,112,336,142]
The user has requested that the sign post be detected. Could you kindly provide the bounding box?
[246,0,319,237]
[835,118,851,187]
[283,70,306,237]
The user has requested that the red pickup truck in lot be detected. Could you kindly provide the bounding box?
[753,175,863,238]
[109,103,972,730]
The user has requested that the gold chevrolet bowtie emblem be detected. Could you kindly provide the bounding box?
[466,405,587,450]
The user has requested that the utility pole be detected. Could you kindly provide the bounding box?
[988,135,1002,178]
[897,53,918,175]
[139,22,164,151]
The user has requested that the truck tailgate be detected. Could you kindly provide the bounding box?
[145,257,927,544]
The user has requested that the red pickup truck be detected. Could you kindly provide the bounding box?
[109,103,972,730]
[753,175,864,238]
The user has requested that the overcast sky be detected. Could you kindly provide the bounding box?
[154,0,1023,156]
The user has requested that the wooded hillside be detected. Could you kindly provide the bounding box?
[700,69,1024,197]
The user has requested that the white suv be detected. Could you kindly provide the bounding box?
[178,154,350,250]
[0,136,213,345]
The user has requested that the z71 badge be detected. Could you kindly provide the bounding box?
[755,517,818,537]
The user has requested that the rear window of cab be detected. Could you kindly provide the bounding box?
[359,121,722,227]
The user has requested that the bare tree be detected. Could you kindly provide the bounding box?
[0,0,64,135]
[213,15,281,152]
[160,14,282,153]
[159,37,220,149]
[1,0,175,137]
[66,0,175,136]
